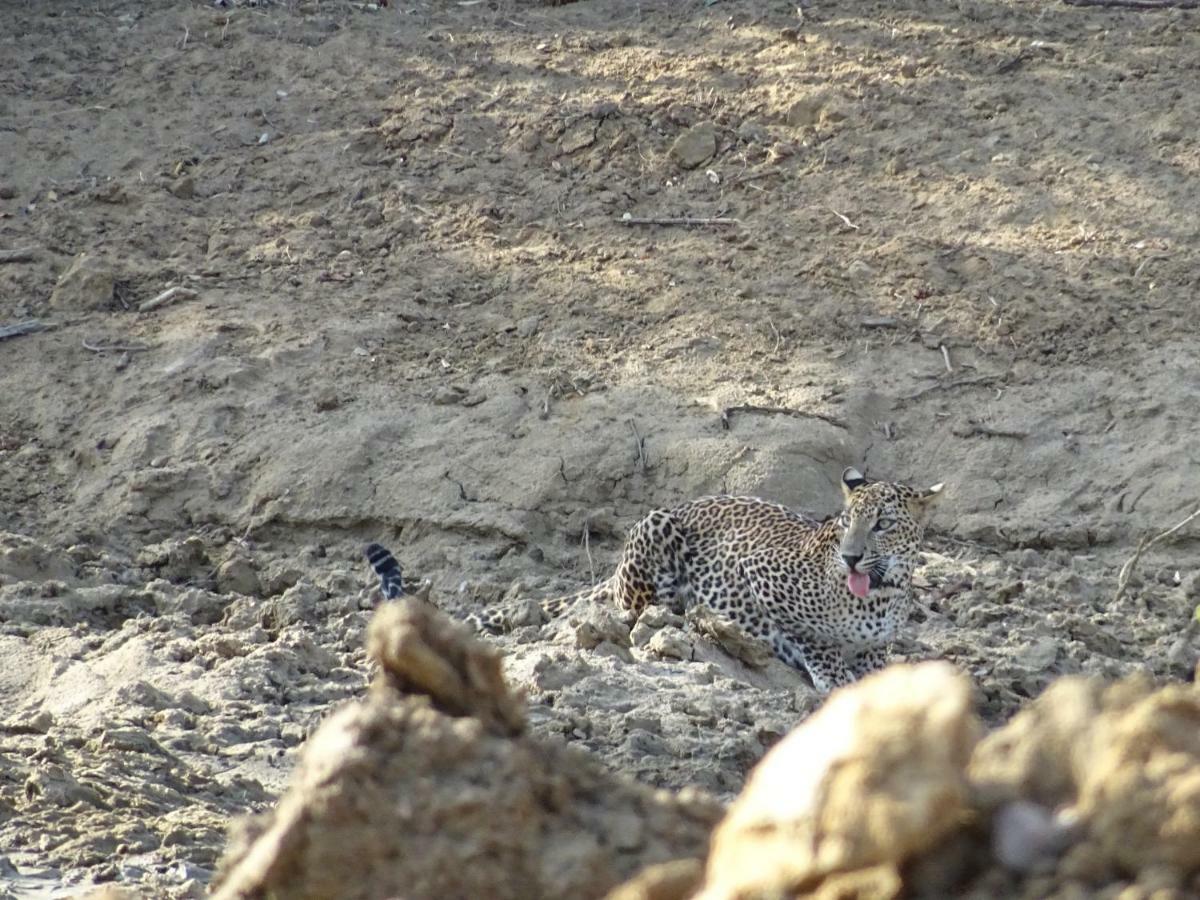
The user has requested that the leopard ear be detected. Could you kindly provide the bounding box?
[841,467,868,501]
[909,482,944,517]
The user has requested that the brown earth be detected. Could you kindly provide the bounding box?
[0,0,1198,896]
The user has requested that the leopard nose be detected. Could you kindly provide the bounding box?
[842,553,862,571]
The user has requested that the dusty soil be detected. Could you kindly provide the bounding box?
[1,0,1198,895]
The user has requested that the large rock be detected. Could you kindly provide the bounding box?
[49,252,115,310]
[211,599,722,900]
[696,662,979,899]
[669,122,718,170]
[971,675,1200,876]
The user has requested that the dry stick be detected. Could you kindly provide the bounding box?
[1114,506,1200,605]
[900,374,1000,402]
[940,344,954,373]
[1064,0,1198,8]
[628,419,647,471]
[139,285,198,313]
[0,248,36,264]
[828,208,860,230]
[582,521,596,584]
[766,318,783,353]
[0,320,50,341]
[952,423,1028,439]
[721,404,849,431]
[617,216,739,227]
[82,339,152,353]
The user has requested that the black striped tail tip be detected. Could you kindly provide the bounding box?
[364,542,405,600]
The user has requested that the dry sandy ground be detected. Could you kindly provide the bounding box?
[0,0,1198,895]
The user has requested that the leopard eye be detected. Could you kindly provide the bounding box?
[873,517,894,532]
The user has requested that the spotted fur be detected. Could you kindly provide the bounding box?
[477,468,943,693]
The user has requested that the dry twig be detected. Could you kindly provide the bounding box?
[952,423,1027,440]
[139,285,198,313]
[721,404,848,431]
[82,338,152,353]
[0,320,51,341]
[582,521,596,584]
[0,248,37,265]
[1064,0,1198,8]
[628,420,647,471]
[617,216,739,227]
[1114,506,1200,605]
[899,374,1001,402]
[828,208,859,230]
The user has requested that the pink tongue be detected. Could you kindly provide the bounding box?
[847,571,870,598]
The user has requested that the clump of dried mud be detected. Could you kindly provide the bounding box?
[211,600,723,900]
[210,606,1200,900]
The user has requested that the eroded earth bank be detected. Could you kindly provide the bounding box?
[1,0,1198,896]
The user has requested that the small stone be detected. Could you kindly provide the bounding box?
[433,385,465,405]
[559,120,597,154]
[299,211,330,228]
[49,253,115,310]
[217,556,262,597]
[592,640,634,664]
[736,118,769,144]
[785,97,823,128]
[1015,636,1060,671]
[572,608,631,650]
[169,176,195,200]
[313,388,340,412]
[993,801,1080,872]
[646,626,693,661]
[846,259,874,280]
[515,316,541,338]
[91,181,129,204]
[4,709,55,734]
[669,121,718,169]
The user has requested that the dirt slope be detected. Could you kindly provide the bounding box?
[0,0,1197,895]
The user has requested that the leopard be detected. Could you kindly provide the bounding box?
[366,467,942,693]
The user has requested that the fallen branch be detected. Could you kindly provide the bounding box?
[138,285,198,313]
[899,374,1001,402]
[581,521,596,584]
[617,215,739,227]
[0,248,36,265]
[1064,0,1198,8]
[0,320,51,341]
[828,208,860,230]
[82,338,152,353]
[1114,506,1200,605]
[721,404,848,431]
[628,419,647,472]
[951,423,1027,440]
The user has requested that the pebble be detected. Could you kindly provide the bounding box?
[646,627,693,661]
[216,556,262,598]
[1015,637,1060,671]
[669,122,718,169]
[49,253,115,311]
[993,801,1080,872]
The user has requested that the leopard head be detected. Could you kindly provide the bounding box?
[834,467,943,597]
